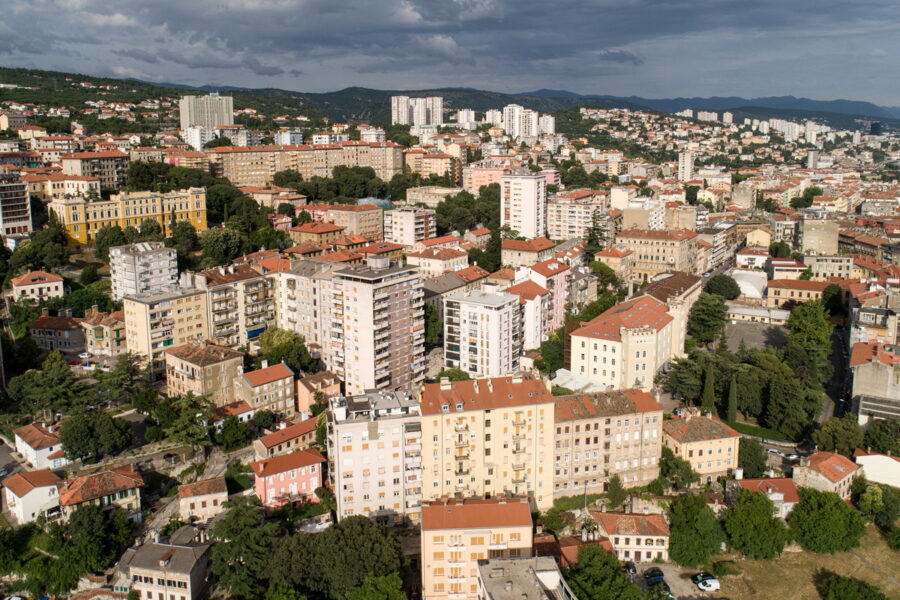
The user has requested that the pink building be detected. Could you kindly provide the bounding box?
[529,258,571,331]
[541,168,561,186]
[462,165,509,194]
[250,448,326,510]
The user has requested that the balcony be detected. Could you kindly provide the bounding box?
[454,423,468,432]
[512,418,526,427]
[454,439,468,448]
[512,463,525,471]
[512,446,526,455]
[512,475,526,484]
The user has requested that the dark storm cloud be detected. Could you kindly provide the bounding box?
[1,0,899,103]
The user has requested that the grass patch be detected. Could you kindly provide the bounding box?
[553,493,604,511]
[726,420,793,442]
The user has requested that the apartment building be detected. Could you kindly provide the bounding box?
[234,361,296,418]
[420,375,555,510]
[10,270,64,302]
[553,388,663,496]
[501,174,546,239]
[792,451,861,500]
[179,93,234,129]
[50,188,208,246]
[407,248,469,278]
[164,342,243,407]
[0,173,33,236]
[29,314,85,354]
[443,286,522,378]
[80,307,127,358]
[662,412,740,483]
[327,389,423,524]
[110,242,179,301]
[476,557,576,600]
[405,186,464,208]
[252,417,318,460]
[58,465,143,521]
[594,247,634,283]
[189,264,275,347]
[529,259,571,332]
[271,260,336,348]
[384,206,436,246]
[60,151,129,190]
[2,470,61,525]
[124,287,209,379]
[765,279,829,308]
[504,279,550,350]
[421,497,533,600]
[613,229,698,281]
[250,448,326,510]
[127,527,212,600]
[547,196,608,241]
[803,254,853,280]
[391,96,443,126]
[322,257,425,395]
[21,173,100,204]
[325,204,384,241]
[850,342,900,426]
[500,238,556,268]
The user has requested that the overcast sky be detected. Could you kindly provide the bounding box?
[3,0,899,105]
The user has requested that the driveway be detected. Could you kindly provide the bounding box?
[636,564,718,600]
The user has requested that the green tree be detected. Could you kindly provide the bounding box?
[769,241,792,258]
[171,220,199,255]
[211,497,279,598]
[346,574,406,600]
[217,415,251,451]
[257,327,318,374]
[100,351,147,404]
[253,409,276,430]
[93,225,128,262]
[200,227,247,266]
[701,365,716,413]
[723,489,788,559]
[437,369,470,382]
[764,377,814,440]
[606,474,627,509]
[296,210,312,224]
[813,415,863,457]
[590,261,619,290]
[551,385,574,396]
[668,494,725,567]
[799,267,814,280]
[138,218,164,241]
[273,170,304,188]
[862,418,900,454]
[584,211,608,255]
[564,545,646,600]
[79,264,100,285]
[738,438,768,478]
[822,284,845,316]
[817,573,889,600]
[789,488,866,553]
[660,446,700,490]
[726,373,738,421]
[204,136,233,148]
[858,485,884,520]
[688,292,727,344]
[60,413,98,460]
[165,392,212,450]
[705,274,741,299]
[424,303,441,348]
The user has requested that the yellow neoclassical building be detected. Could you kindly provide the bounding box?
[49,188,208,246]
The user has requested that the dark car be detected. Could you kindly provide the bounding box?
[624,561,637,575]
[643,567,664,580]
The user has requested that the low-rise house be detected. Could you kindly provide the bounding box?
[28,313,85,353]
[251,417,318,460]
[10,270,64,302]
[58,465,144,521]
[2,469,62,524]
[177,477,228,522]
[211,400,255,430]
[662,411,740,484]
[234,361,297,418]
[594,246,634,283]
[164,342,244,407]
[80,307,127,357]
[726,477,800,519]
[792,450,861,499]
[125,526,212,600]
[14,422,70,470]
[501,237,556,268]
[250,448,326,510]
[406,247,468,278]
[592,511,670,562]
[853,449,900,488]
[766,279,829,308]
[296,371,342,417]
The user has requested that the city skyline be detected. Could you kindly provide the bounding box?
[1,0,899,105]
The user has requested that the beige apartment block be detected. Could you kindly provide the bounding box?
[662,411,740,483]
[553,389,663,496]
[420,375,555,510]
[189,264,275,348]
[21,173,101,204]
[421,497,533,600]
[10,270,64,302]
[164,342,243,407]
[233,361,296,418]
[384,206,436,246]
[177,476,228,522]
[326,204,384,241]
[60,150,129,190]
[127,527,212,600]
[614,229,698,281]
[124,287,209,379]
[80,307,127,358]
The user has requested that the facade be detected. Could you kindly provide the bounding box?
[126,527,212,600]
[179,93,234,129]
[327,389,423,524]
[252,417,318,460]
[443,286,522,378]
[501,174,546,239]
[853,449,900,488]
[50,188,208,246]
[505,279,551,350]
[2,469,61,525]
[384,207,436,246]
[322,258,425,395]
[297,371,342,416]
[21,173,101,204]
[391,96,443,126]
[594,247,634,283]
[553,389,663,496]
[190,264,275,347]
[407,248,469,278]
[58,465,144,521]
[0,173,33,236]
[60,151,129,190]
[250,448,326,510]
[420,375,555,510]
[110,242,179,301]
[177,477,229,522]
[421,497,533,600]
[547,197,607,241]
[613,229,698,281]
[234,361,297,418]
[80,307,127,357]
[14,422,70,470]
[792,450,861,499]
[850,342,900,426]
[164,342,244,407]
[592,511,670,562]
[765,279,829,308]
[405,186,464,208]
[529,259,571,332]
[500,238,556,268]
[29,314,85,354]
[662,412,740,483]
[10,270,64,302]
[124,287,210,379]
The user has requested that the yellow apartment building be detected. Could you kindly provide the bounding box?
[662,411,740,484]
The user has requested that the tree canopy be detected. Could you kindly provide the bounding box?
[257,327,319,374]
[688,292,727,344]
[789,488,866,553]
[668,494,725,567]
[813,415,863,457]
[723,489,788,559]
[563,545,646,600]
[705,274,741,300]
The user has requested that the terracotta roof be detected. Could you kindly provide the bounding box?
[178,476,227,499]
[201,263,264,286]
[11,270,62,287]
[805,451,859,483]
[59,465,143,506]
[468,228,491,236]
[318,250,363,262]
[595,247,633,258]
[616,228,698,241]
[80,309,125,327]
[213,400,254,420]
[333,234,369,246]
[407,247,468,261]
[455,265,489,283]
[501,237,555,252]
[555,389,662,422]
[242,362,294,387]
[285,242,327,255]
[571,296,673,342]
[249,448,325,478]
[165,342,242,366]
[421,374,551,416]
[530,259,570,278]
[298,371,341,392]
[737,478,800,503]
[327,203,380,212]
[361,242,404,255]
[29,315,81,331]
[592,512,670,537]
[505,280,550,302]
[2,469,62,497]
[663,415,740,443]
[489,268,517,281]
[853,448,900,463]
[421,498,532,530]
[254,256,292,273]
[257,417,318,449]
[61,151,128,159]
[14,422,61,450]
[291,222,345,234]
[768,279,830,291]
[421,235,461,247]
[639,272,701,304]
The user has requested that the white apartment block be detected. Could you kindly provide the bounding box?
[360,127,387,143]
[547,198,606,240]
[274,129,304,145]
[677,151,694,182]
[189,264,276,348]
[273,261,336,347]
[501,174,546,239]
[391,96,443,126]
[327,389,423,525]
[443,286,522,378]
[110,242,178,301]
[384,206,436,247]
[179,93,234,130]
[323,257,426,395]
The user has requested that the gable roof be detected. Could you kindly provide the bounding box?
[14,422,61,450]
[2,469,62,497]
[249,448,325,478]
[257,417,318,449]
[164,342,242,366]
[501,237,555,253]
[592,512,669,537]
[59,465,143,506]
[242,362,294,387]
[639,272,702,304]
[530,258,570,278]
[555,389,662,422]
[421,498,532,530]
[420,375,551,416]
[11,270,63,287]
[736,478,800,503]
[663,415,740,443]
[570,296,673,342]
[178,476,227,499]
[805,451,859,483]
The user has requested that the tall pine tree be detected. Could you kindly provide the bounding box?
[701,365,716,414]
[727,373,737,422]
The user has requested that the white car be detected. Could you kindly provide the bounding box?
[692,573,721,592]
[78,352,93,360]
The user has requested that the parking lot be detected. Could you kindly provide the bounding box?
[635,563,722,600]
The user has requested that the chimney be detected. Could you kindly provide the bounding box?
[440,377,452,391]
[218,266,225,276]
[41,307,49,317]
[261,359,269,369]
[735,467,744,480]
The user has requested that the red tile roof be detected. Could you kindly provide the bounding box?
[592,512,669,537]
[505,280,549,302]
[616,228,698,241]
[421,498,532,530]
[805,451,859,483]
[61,151,128,159]
[243,362,294,387]
[2,469,62,497]
[164,341,242,366]
[768,279,830,292]
[663,415,740,443]
[201,263,264,286]
[736,478,800,503]
[11,270,62,287]
[421,235,461,247]
[421,375,551,416]
[406,248,467,261]
[455,265,489,283]
[29,315,81,331]
[14,423,61,450]
[250,448,325,478]
[530,259,570,278]
[257,417,318,449]
[595,247,632,258]
[178,476,228,498]
[555,389,662,422]
[571,296,672,342]
[501,237,555,252]
[291,222,345,234]
[59,465,143,506]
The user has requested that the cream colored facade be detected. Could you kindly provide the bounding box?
[60,151,129,190]
[80,308,127,358]
[124,287,209,379]
[420,375,555,510]
[662,412,740,483]
[22,174,100,204]
[188,264,276,348]
[421,498,532,600]
[50,188,208,246]
[164,342,244,407]
[553,389,663,496]
[233,362,296,418]
[614,229,698,281]
[546,198,607,241]
[326,205,384,241]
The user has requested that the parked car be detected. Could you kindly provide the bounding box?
[624,561,637,575]
[766,448,784,456]
[643,567,664,581]
[78,352,93,360]
[68,359,80,365]
[692,573,721,591]
[786,453,801,461]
